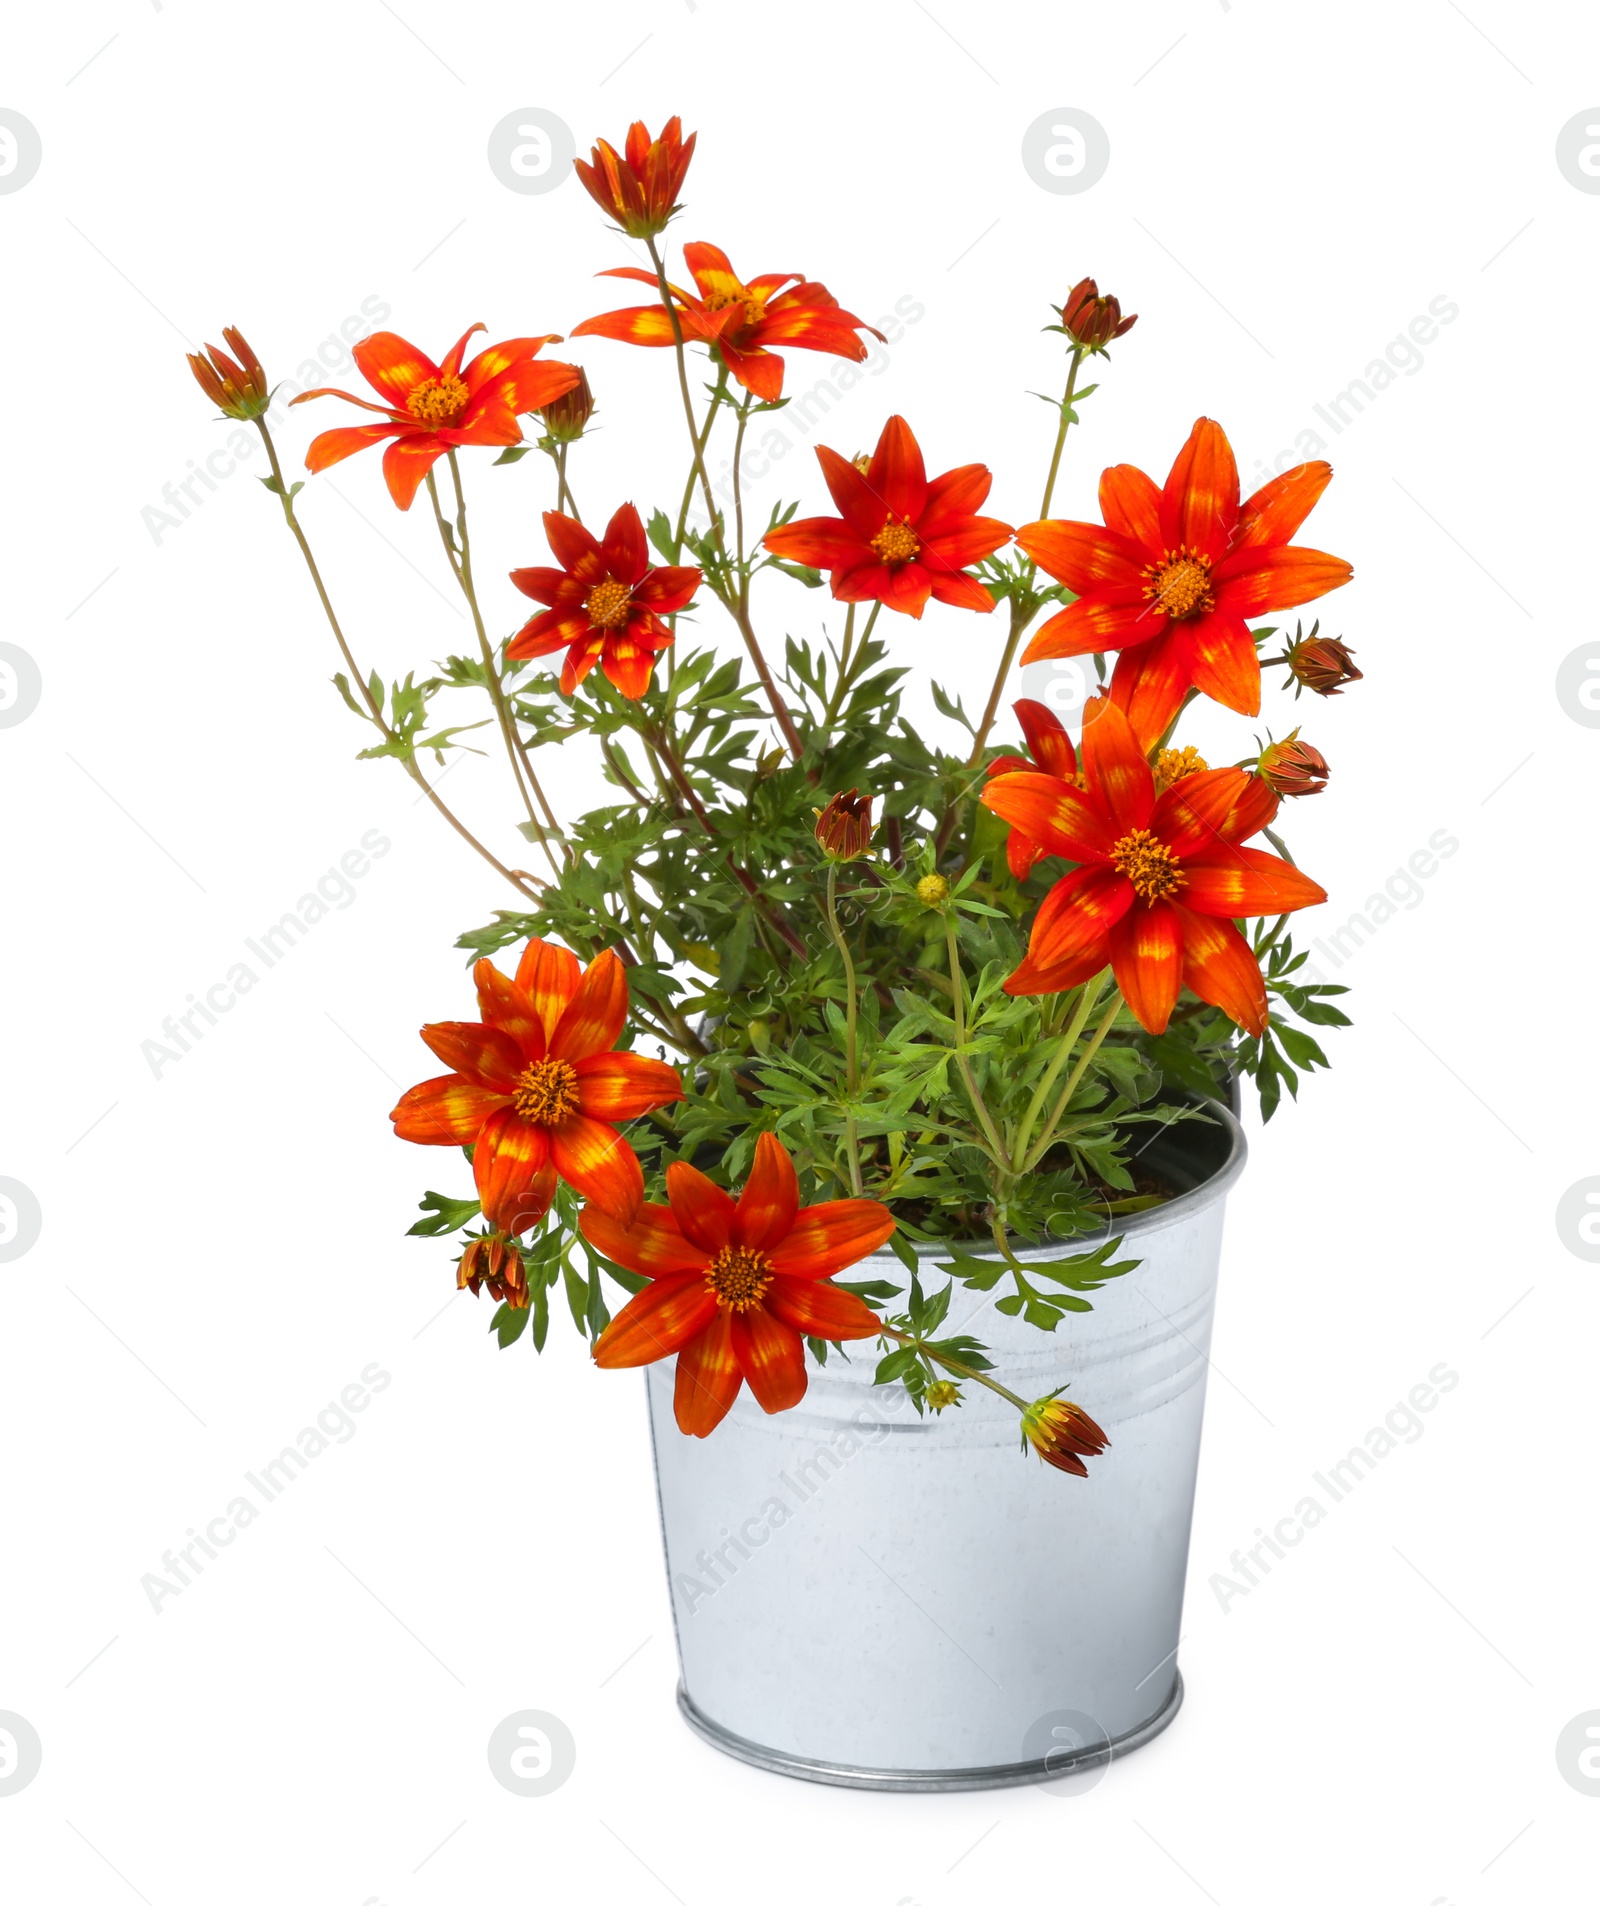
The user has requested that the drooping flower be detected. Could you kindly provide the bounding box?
[1283,622,1363,697]
[979,696,1327,1034]
[458,1232,529,1308]
[292,325,581,509]
[984,699,1081,878]
[506,504,700,699]
[574,117,696,239]
[187,327,272,420]
[1022,1395,1109,1477]
[1256,730,1329,797]
[814,789,874,862]
[572,243,883,401]
[1017,420,1353,744]
[763,415,1013,618]
[586,1134,894,1437]
[1059,278,1137,351]
[390,937,682,1230]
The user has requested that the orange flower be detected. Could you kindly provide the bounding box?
[1022,1395,1108,1477]
[762,415,1012,618]
[814,789,874,862]
[390,937,682,1229]
[572,242,883,402]
[984,699,1080,878]
[1017,419,1353,745]
[586,1133,894,1437]
[507,504,700,700]
[188,326,271,420]
[979,696,1326,1035]
[292,324,581,510]
[574,117,696,239]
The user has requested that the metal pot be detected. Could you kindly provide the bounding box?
[643,1099,1247,1790]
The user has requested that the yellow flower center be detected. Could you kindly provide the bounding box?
[703,287,768,329]
[583,579,633,630]
[1109,828,1185,905]
[704,1244,774,1312]
[406,373,470,428]
[1153,745,1209,792]
[1143,547,1215,621]
[511,1059,579,1126]
[871,519,921,565]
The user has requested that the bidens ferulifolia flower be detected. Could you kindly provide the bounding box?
[507,503,700,699]
[980,696,1326,1035]
[814,789,874,863]
[293,324,581,510]
[1022,1395,1109,1477]
[390,937,682,1229]
[1284,623,1363,697]
[585,1133,894,1437]
[458,1233,529,1309]
[984,699,1081,878]
[1017,419,1353,744]
[1060,278,1137,351]
[188,327,271,420]
[1257,730,1329,797]
[574,117,696,239]
[763,415,1012,618]
[573,243,884,402]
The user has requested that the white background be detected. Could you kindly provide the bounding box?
[1,2,1595,1900]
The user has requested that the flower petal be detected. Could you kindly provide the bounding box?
[1003,939,1112,998]
[419,1021,525,1092]
[1160,417,1239,562]
[1014,700,1077,779]
[1179,845,1327,918]
[353,331,438,405]
[1022,864,1133,972]
[1080,695,1154,831]
[765,1200,896,1279]
[515,937,582,1042]
[1015,519,1149,593]
[867,414,928,522]
[920,517,1014,572]
[600,502,650,586]
[570,305,680,347]
[732,1306,807,1414]
[550,949,628,1061]
[1022,595,1160,664]
[926,568,997,613]
[593,1274,719,1368]
[1098,463,1163,553]
[764,1275,882,1340]
[551,1115,644,1221]
[814,445,887,539]
[1109,900,1184,1035]
[1177,908,1269,1035]
[473,960,544,1058]
[381,434,448,511]
[632,565,700,613]
[979,770,1117,863]
[580,1203,706,1281]
[1109,630,1194,750]
[762,515,871,573]
[573,1049,684,1119]
[390,1075,506,1145]
[303,423,403,472]
[1213,545,1353,617]
[674,1309,743,1437]
[1155,766,1278,855]
[542,509,605,576]
[919,462,993,534]
[1234,461,1332,550]
[472,1106,553,1225]
[731,1131,801,1254]
[1183,611,1261,716]
[664,1161,737,1254]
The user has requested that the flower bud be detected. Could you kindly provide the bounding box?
[1284,623,1362,698]
[1256,729,1329,798]
[1060,277,1137,351]
[457,1232,530,1309]
[187,326,272,420]
[925,1379,963,1412]
[915,873,950,908]
[538,366,594,443]
[1021,1394,1109,1477]
[814,789,874,863]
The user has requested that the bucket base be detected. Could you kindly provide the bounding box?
[675,1669,1184,1793]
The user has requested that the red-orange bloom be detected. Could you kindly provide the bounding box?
[572,242,883,402]
[984,699,1080,878]
[574,118,695,239]
[1017,419,1353,745]
[762,415,1013,618]
[389,937,682,1230]
[979,697,1327,1035]
[506,504,699,700]
[292,325,581,510]
[586,1133,894,1438]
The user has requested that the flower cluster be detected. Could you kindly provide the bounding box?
[193,114,1361,1475]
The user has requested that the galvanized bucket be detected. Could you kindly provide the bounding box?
[643,1100,1246,1790]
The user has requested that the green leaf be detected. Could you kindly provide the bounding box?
[491,1301,531,1348]
[407,1191,482,1238]
[493,444,535,465]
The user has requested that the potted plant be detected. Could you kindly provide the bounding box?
[189,115,1358,1789]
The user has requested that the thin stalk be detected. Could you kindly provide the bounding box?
[554,442,579,520]
[878,1322,1030,1413]
[1023,992,1123,1173]
[250,418,538,901]
[819,600,879,737]
[1009,974,1104,1172]
[1037,342,1088,522]
[822,864,864,1194]
[945,914,1007,1160]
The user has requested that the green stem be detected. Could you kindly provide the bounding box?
[945,914,1007,1160]
[1038,343,1088,522]
[879,1322,1029,1413]
[1010,973,1104,1172]
[1023,992,1123,1173]
[554,442,579,520]
[822,864,864,1194]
